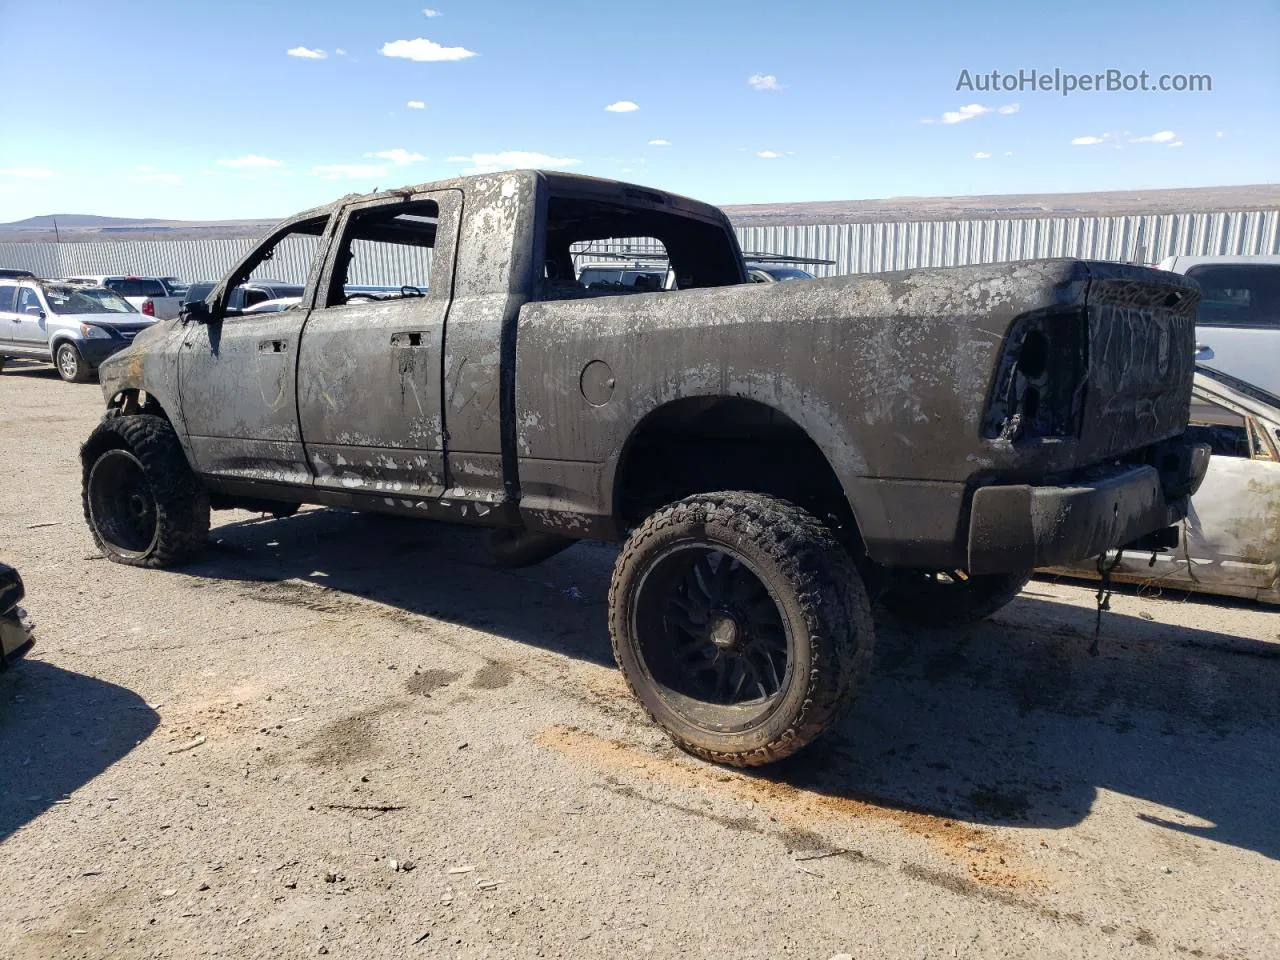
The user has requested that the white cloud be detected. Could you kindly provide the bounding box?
[380,37,477,62]
[621,167,633,174]
[647,138,670,146]
[335,48,346,56]
[1216,130,1225,138]
[973,151,992,159]
[446,151,581,174]
[605,100,640,113]
[1071,135,1107,146]
[423,7,442,15]
[309,164,388,180]
[131,173,182,184]
[748,73,783,91]
[287,46,327,59]
[1003,151,1014,156]
[407,100,426,109]
[1168,140,1185,148]
[942,104,989,124]
[217,155,284,169]
[0,167,54,178]
[366,148,427,166]
[756,150,781,159]
[1130,130,1177,144]
[922,102,1020,125]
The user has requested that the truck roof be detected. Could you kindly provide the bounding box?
[286,170,731,228]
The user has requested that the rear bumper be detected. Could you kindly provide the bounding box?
[966,441,1211,574]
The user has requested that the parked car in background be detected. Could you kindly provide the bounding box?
[63,275,185,320]
[182,280,305,313]
[576,259,672,290]
[1044,368,1280,604]
[0,562,34,671]
[0,278,154,382]
[0,268,36,280]
[747,264,816,283]
[1156,254,1280,398]
[242,297,302,314]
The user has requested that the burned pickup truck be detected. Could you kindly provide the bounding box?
[80,171,1208,766]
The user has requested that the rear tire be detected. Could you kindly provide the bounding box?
[55,342,91,383]
[81,413,210,567]
[609,491,874,767]
[877,568,1032,627]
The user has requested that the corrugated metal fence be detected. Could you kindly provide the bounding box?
[2,209,1276,285]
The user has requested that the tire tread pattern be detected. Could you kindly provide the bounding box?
[80,412,210,568]
[608,491,874,767]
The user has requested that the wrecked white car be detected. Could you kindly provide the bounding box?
[1045,368,1280,604]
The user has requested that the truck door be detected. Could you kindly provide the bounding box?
[296,190,461,499]
[178,214,333,485]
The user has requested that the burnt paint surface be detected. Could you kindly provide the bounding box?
[515,259,1199,546]
[96,170,1201,569]
[297,189,462,499]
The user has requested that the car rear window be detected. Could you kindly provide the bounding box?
[105,278,168,298]
[1187,264,1280,329]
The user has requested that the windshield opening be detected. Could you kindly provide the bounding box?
[43,285,138,315]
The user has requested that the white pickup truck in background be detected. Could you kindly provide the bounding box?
[63,275,186,320]
[1157,254,1280,398]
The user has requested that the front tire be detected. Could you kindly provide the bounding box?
[56,342,91,383]
[81,414,210,567]
[609,492,874,767]
[877,568,1032,627]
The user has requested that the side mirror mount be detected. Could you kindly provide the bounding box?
[182,299,211,323]
[24,306,45,319]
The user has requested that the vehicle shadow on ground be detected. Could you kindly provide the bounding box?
[1,359,61,380]
[0,661,159,843]
[184,507,1280,861]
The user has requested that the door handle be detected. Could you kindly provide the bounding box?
[258,339,288,353]
[390,332,427,348]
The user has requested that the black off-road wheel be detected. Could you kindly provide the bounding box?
[877,568,1032,628]
[81,413,210,567]
[55,342,92,383]
[609,492,875,767]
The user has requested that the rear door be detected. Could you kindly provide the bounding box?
[0,283,17,346]
[296,190,460,499]
[1187,262,1280,397]
[178,215,334,485]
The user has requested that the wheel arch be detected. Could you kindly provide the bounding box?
[606,395,870,556]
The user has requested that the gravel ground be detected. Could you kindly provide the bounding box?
[2,361,1279,960]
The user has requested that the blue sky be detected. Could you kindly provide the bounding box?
[0,0,1276,221]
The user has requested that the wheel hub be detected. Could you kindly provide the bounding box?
[708,614,741,650]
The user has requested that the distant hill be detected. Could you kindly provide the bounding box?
[2,183,1277,241]
[722,183,1280,227]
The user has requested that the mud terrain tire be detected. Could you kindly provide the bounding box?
[609,491,874,767]
[81,413,210,567]
[877,568,1032,627]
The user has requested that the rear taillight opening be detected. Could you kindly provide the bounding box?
[982,308,1087,443]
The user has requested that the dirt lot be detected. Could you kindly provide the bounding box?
[2,360,1279,960]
